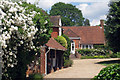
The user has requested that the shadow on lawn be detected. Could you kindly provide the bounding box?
[95,59,120,65]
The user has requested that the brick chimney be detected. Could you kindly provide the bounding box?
[100,19,104,27]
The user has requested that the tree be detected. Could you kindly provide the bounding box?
[105,1,120,52]
[50,2,84,26]
[84,19,90,26]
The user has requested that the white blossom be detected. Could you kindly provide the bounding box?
[44,20,48,24]
[20,41,23,44]
[9,52,13,55]
[0,1,47,78]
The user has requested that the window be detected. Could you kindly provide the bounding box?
[83,45,84,49]
[89,45,91,49]
[82,45,93,49]
[86,45,88,49]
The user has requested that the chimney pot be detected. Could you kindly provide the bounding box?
[100,19,104,27]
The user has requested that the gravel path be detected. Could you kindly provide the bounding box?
[44,58,119,79]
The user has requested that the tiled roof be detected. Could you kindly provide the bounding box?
[50,16,61,27]
[46,38,67,51]
[62,26,105,44]
[64,29,79,37]
[41,10,49,16]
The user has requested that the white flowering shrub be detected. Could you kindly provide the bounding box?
[0,1,51,80]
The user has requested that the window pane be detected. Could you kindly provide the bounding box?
[83,45,84,49]
[86,45,88,49]
[89,45,91,49]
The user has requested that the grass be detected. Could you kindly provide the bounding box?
[96,59,120,66]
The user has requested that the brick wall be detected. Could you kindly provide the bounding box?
[72,39,80,49]
[51,32,58,38]
[40,47,46,75]
[51,27,59,38]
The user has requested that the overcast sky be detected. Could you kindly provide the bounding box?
[27,0,110,26]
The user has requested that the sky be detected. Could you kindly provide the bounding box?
[27,0,111,26]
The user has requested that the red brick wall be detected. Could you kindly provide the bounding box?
[72,39,80,49]
[51,32,58,38]
[51,27,59,38]
[40,47,46,75]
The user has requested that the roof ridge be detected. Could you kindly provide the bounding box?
[46,37,66,51]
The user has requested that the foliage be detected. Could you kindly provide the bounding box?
[81,55,109,59]
[20,2,52,46]
[97,59,120,66]
[0,1,51,80]
[28,73,43,80]
[84,19,90,26]
[105,1,120,52]
[77,49,108,56]
[92,64,120,80]
[50,2,84,26]
[62,34,71,60]
[64,59,73,68]
[94,45,105,49]
[55,36,67,48]
[109,52,120,58]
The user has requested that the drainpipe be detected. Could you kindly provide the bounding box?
[45,47,50,75]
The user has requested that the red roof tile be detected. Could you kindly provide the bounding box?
[62,26,105,44]
[46,38,66,51]
[64,29,79,37]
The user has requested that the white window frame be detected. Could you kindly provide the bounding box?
[81,44,94,49]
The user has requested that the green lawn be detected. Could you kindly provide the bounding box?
[96,59,120,66]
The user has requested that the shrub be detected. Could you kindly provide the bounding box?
[109,53,118,58]
[92,64,120,80]
[77,49,108,56]
[55,36,67,48]
[81,55,109,59]
[62,34,71,60]
[110,52,120,58]
[29,73,43,80]
[116,52,120,58]
[64,59,73,68]
[94,45,105,49]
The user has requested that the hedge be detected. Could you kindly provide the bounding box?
[92,64,120,80]
[77,49,109,56]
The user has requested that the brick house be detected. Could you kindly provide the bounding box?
[39,16,66,75]
[26,16,66,76]
[26,15,105,76]
[62,20,105,54]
